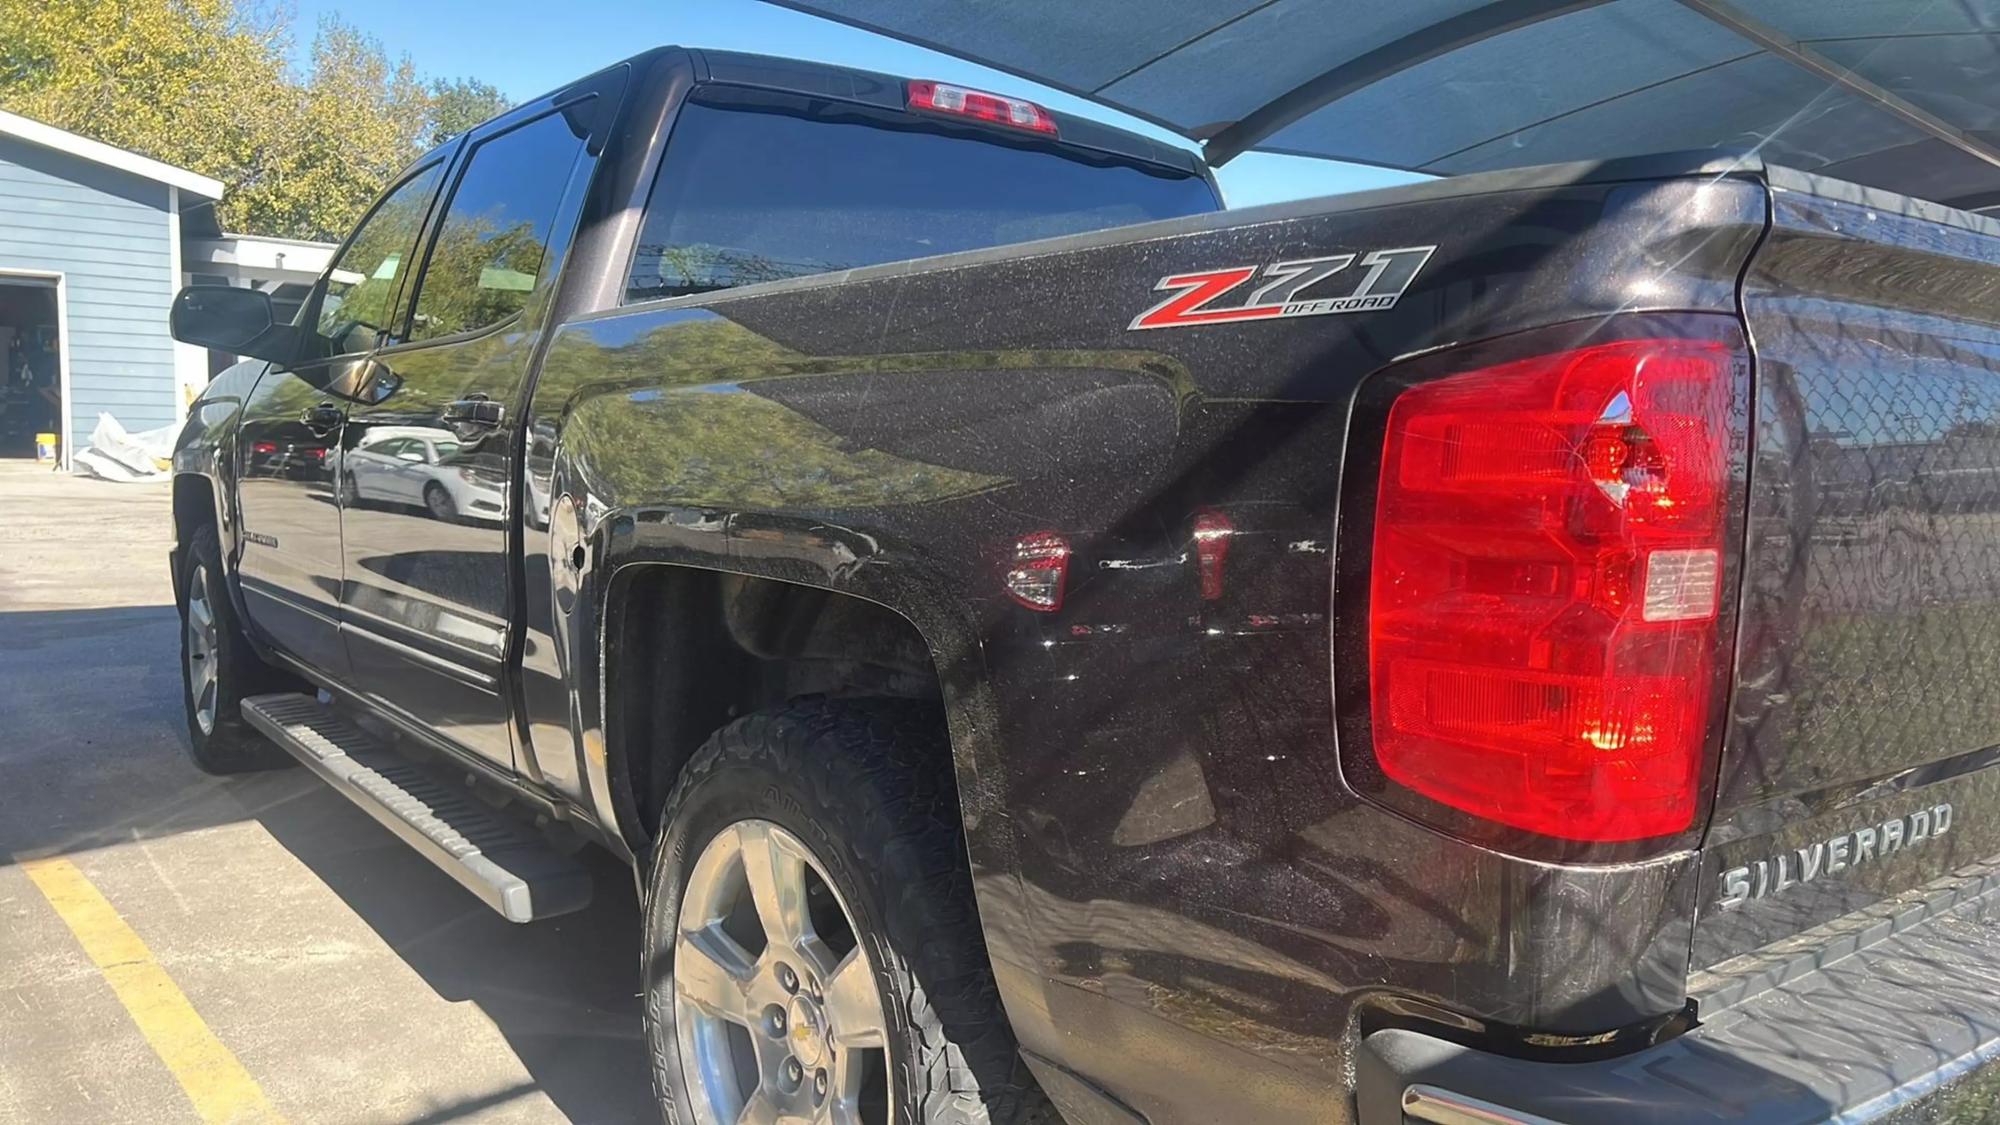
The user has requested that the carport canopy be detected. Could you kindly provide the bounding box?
[763,0,2000,212]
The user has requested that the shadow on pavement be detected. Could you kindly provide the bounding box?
[250,787,656,1124]
[0,604,656,1123]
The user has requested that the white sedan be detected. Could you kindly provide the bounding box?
[339,426,505,523]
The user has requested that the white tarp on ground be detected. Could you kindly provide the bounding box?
[73,412,174,482]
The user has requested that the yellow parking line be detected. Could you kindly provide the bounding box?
[18,856,283,1124]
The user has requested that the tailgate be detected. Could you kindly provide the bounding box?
[1701,169,2000,970]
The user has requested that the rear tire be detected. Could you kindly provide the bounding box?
[178,524,296,774]
[643,700,1050,1125]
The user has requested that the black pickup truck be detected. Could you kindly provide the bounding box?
[166,46,2000,1125]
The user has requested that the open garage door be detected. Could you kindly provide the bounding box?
[0,276,61,461]
[765,0,2000,212]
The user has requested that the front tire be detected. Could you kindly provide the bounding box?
[424,481,458,522]
[643,701,1049,1125]
[178,524,295,774]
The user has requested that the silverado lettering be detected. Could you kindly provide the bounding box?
[1717,803,1955,911]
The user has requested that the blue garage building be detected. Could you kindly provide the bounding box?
[0,109,224,464]
[0,110,331,468]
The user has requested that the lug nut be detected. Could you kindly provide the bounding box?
[778,964,799,993]
[763,1005,787,1037]
[784,1058,804,1086]
[814,1070,828,1099]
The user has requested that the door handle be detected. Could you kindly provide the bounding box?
[443,395,504,429]
[299,402,342,434]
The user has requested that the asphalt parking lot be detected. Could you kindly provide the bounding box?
[0,460,656,1123]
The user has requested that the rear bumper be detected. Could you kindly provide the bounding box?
[1357,859,2000,1124]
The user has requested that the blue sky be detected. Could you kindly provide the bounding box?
[282,0,1422,208]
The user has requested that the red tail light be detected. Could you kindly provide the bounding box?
[907,80,1058,136]
[251,441,277,456]
[1192,508,1232,601]
[1005,531,1070,611]
[1368,336,1741,842]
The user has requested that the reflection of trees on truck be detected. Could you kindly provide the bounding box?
[406,214,548,339]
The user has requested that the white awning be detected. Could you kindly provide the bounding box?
[183,233,335,286]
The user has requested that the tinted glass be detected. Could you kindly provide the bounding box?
[626,99,1217,301]
[406,108,589,342]
[315,163,445,357]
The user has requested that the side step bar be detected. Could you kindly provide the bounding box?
[241,693,591,922]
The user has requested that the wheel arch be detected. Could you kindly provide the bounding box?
[169,359,264,607]
[598,557,994,855]
[170,471,229,605]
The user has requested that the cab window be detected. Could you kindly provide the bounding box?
[313,163,445,358]
[403,108,591,343]
[626,93,1217,301]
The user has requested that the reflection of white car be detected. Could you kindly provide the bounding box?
[339,426,505,523]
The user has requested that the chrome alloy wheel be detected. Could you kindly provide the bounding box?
[675,819,891,1125]
[184,563,220,736]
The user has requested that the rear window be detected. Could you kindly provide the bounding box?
[625,93,1218,302]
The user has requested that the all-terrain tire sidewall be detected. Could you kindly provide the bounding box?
[642,703,1044,1125]
[177,524,293,774]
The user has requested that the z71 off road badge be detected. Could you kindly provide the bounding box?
[1129,245,1435,331]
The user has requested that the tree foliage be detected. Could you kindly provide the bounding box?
[0,0,509,241]
[427,78,510,145]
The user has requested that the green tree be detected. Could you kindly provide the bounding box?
[0,0,292,224]
[427,77,510,145]
[0,0,504,241]
[237,17,434,241]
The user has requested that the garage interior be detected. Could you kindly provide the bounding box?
[0,278,60,459]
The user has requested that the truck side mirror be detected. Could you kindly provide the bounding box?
[170,287,299,365]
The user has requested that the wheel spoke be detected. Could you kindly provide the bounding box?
[826,1049,871,1125]
[822,1099,859,1125]
[196,658,218,701]
[676,924,756,1023]
[187,595,214,636]
[822,949,886,1048]
[738,821,810,951]
[735,1090,781,1125]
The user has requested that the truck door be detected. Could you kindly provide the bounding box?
[339,89,609,773]
[233,160,446,678]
